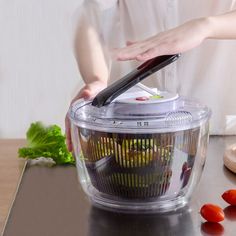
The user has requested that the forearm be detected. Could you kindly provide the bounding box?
[206,10,236,39]
[74,14,109,85]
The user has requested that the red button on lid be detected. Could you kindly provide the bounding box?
[135,96,149,101]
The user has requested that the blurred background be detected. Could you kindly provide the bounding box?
[1,0,236,138]
[0,0,83,138]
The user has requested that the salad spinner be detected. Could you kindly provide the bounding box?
[69,55,211,212]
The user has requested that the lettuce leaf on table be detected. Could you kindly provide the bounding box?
[18,122,75,165]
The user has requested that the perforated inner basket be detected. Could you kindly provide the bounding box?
[78,127,200,199]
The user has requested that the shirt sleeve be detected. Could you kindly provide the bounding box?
[89,0,118,10]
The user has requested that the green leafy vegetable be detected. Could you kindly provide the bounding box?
[18,122,75,165]
[150,95,163,99]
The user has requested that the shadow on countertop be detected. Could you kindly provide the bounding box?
[88,206,194,236]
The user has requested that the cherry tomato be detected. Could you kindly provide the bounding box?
[200,204,225,223]
[222,189,236,205]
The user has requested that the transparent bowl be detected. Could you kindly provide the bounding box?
[70,118,210,213]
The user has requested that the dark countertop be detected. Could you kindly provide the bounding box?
[3,136,236,236]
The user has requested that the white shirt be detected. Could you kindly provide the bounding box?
[84,0,236,135]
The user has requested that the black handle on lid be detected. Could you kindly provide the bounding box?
[92,54,180,107]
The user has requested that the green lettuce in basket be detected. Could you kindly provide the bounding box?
[115,138,172,168]
[18,122,75,165]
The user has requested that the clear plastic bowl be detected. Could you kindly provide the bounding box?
[69,90,211,212]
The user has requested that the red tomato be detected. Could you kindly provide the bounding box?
[222,189,236,205]
[200,204,225,223]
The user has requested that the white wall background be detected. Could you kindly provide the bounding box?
[0,0,84,138]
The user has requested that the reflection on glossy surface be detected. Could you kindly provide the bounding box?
[224,206,236,221]
[88,206,194,236]
[222,166,236,184]
[201,222,224,235]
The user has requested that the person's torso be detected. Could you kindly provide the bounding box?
[86,0,236,134]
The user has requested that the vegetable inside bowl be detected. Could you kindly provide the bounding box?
[114,139,172,168]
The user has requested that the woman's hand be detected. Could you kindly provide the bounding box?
[65,80,107,152]
[115,18,211,61]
